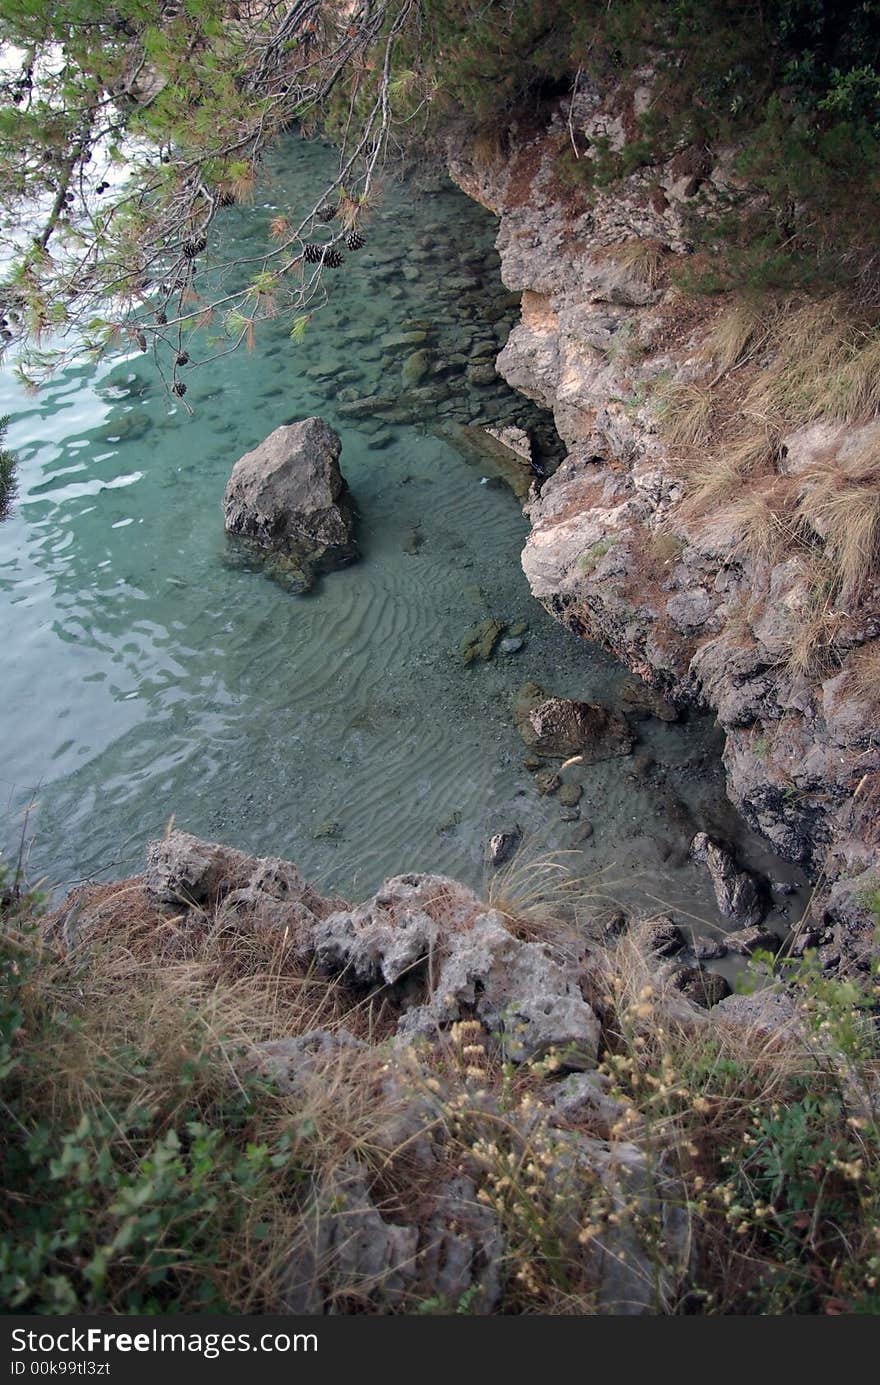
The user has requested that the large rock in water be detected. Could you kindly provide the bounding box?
[514,682,634,762]
[223,418,358,591]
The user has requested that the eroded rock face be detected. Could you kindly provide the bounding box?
[223,418,358,591]
[145,831,340,948]
[146,832,255,905]
[398,912,600,1068]
[514,682,633,762]
[312,872,601,1069]
[448,84,880,972]
[281,1160,421,1313]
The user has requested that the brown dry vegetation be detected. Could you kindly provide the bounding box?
[610,237,670,291]
[843,639,880,711]
[655,293,880,678]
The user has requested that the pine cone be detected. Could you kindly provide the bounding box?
[175,351,189,367]
[182,235,206,259]
[346,231,365,250]
[316,203,339,222]
[172,381,187,397]
[322,247,344,269]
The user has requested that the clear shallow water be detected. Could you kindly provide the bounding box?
[0,136,807,939]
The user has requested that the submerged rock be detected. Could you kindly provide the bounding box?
[486,827,521,866]
[689,832,766,928]
[223,418,358,591]
[692,934,727,962]
[534,768,561,795]
[402,349,430,385]
[439,421,534,500]
[619,675,679,723]
[670,965,731,1009]
[461,617,506,664]
[515,682,634,762]
[724,924,781,956]
[644,915,685,959]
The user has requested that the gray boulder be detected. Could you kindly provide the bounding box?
[545,1133,691,1314]
[713,988,800,1038]
[281,1161,419,1313]
[145,831,254,905]
[145,833,337,940]
[223,418,358,590]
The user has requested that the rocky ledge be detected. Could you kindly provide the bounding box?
[448,80,880,974]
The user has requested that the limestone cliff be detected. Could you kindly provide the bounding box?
[449,77,880,972]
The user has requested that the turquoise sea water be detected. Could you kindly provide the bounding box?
[0,136,806,940]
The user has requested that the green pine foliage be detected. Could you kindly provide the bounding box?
[0,417,17,517]
[0,2,878,368]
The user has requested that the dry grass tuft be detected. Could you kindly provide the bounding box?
[664,290,880,609]
[656,380,714,449]
[778,576,846,679]
[678,428,778,514]
[797,445,880,598]
[471,125,506,170]
[613,237,669,290]
[702,297,776,376]
[842,638,880,708]
[720,480,800,564]
[485,843,619,953]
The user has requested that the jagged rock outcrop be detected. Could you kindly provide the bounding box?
[313,872,601,1068]
[448,80,880,972]
[146,828,340,925]
[223,417,358,591]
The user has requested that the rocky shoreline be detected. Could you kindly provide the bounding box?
[45,828,822,1314]
[447,80,880,976]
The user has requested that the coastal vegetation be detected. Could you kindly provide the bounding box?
[2,852,879,1315]
[1,2,878,384]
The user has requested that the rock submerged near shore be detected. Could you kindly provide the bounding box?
[223,417,358,592]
